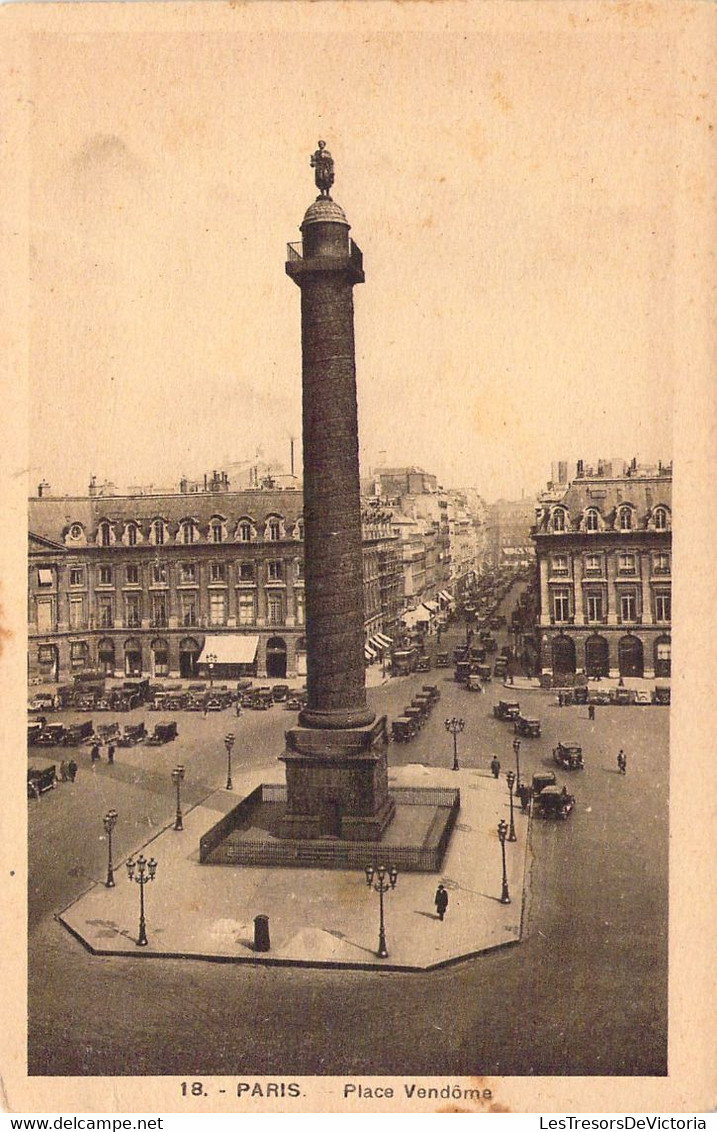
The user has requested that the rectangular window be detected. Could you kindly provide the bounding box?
[209,563,226,583]
[237,593,256,626]
[69,568,84,587]
[70,641,88,669]
[97,597,113,629]
[620,592,637,622]
[179,563,196,584]
[180,594,197,627]
[267,560,283,581]
[653,553,670,575]
[98,566,113,586]
[656,641,671,661]
[37,568,53,586]
[239,562,254,582]
[586,593,603,622]
[268,520,281,541]
[655,592,671,622]
[618,554,636,575]
[126,565,139,585]
[585,555,602,576]
[69,597,84,630]
[152,563,167,584]
[36,598,53,633]
[551,555,569,576]
[151,594,168,628]
[267,593,284,625]
[239,523,252,542]
[553,590,570,622]
[209,592,226,626]
[125,593,142,628]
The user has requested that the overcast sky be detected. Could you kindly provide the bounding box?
[26,3,681,502]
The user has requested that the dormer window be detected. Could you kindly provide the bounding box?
[125,523,138,547]
[239,521,253,543]
[267,518,282,542]
[98,521,112,547]
[585,509,600,532]
[618,507,633,531]
[552,509,566,532]
[152,519,165,546]
[180,521,196,545]
[653,507,668,531]
[210,518,226,544]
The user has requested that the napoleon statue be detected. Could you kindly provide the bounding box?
[310,140,335,199]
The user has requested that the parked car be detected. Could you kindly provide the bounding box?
[28,763,57,798]
[415,655,432,673]
[34,723,67,747]
[652,684,671,705]
[493,699,521,721]
[391,716,417,742]
[422,684,440,704]
[635,690,652,705]
[466,674,484,692]
[553,741,584,770]
[609,686,637,706]
[117,723,147,746]
[531,771,557,797]
[493,657,508,678]
[146,721,178,745]
[64,721,95,746]
[533,784,575,820]
[27,722,43,746]
[97,722,121,743]
[435,652,450,668]
[285,696,303,711]
[28,693,56,714]
[271,684,290,703]
[514,715,541,738]
[236,678,254,693]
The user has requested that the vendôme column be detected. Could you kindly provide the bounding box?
[281,142,395,843]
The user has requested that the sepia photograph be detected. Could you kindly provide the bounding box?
[1,0,714,1116]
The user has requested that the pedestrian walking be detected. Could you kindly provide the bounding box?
[59,759,68,783]
[90,743,100,763]
[617,750,627,775]
[588,703,596,721]
[235,699,242,717]
[107,744,115,765]
[518,782,531,812]
[203,702,208,719]
[558,691,563,708]
[490,756,501,779]
[434,883,449,922]
[67,759,78,783]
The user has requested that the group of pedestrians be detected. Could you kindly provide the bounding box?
[90,742,115,765]
[55,759,78,784]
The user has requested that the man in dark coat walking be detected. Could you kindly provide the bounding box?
[107,744,115,765]
[434,884,449,921]
[490,756,501,779]
[67,759,78,783]
[617,749,627,774]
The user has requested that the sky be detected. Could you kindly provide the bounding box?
[24,2,683,503]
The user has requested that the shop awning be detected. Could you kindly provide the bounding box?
[422,600,439,613]
[438,590,453,604]
[374,633,392,648]
[199,634,259,665]
[364,643,377,660]
[402,607,429,628]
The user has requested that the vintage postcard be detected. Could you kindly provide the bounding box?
[0,0,714,1117]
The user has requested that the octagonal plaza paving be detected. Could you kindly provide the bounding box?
[59,763,530,971]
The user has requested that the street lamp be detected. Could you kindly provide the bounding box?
[171,765,185,831]
[365,863,398,959]
[126,854,157,947]
[505,769,517,842]
[206,652,217,687]
[497,819,511,905]
[102,809,118,888]
[444,717,465,771]
[512,736,522,789]
[224,732,235,791]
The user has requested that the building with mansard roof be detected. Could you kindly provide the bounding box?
[532,460,672,680]
[28,477,402,683]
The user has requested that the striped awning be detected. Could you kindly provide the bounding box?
[364,643,377,660]
[374,633,392,648]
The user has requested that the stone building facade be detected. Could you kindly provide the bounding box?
[532,463,672,679]
[28,482,402,684]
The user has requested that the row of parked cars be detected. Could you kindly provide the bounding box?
[391,685,441,742]
[493,699,542,738]
[28,718,179,748]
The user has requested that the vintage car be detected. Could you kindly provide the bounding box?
[146,721,178,745]
[588,688,612,705]
[533,784,575,820]
[652,684,671,705]
[489,615,507,630]
[481,634,498,653]
[285,696,303,711]
[412,693,432,717]
[573,686,589,705]
[271,684,290,703]
[247,689,274,710]
[553,741,584,770]
[403,706,424,731]
[236,678,254,693]
[96,722,121,743]
[205,695,230,712]
[28,763,57,799]
[391,648,419,676]
[28,692,57,714]
[391,716,417,743]
[415,655,432,673]
[435,652,450,668]
[455,660,473,684]
[64,720,95,746]
[493,657,508,678]
[609,686,637,706]
[33,723,67,748]
[422,684,440,704]
[117,722,147,746]
[635,690,652,705]
[514,715,541,738]
[466,674,484,692]
[453,646,468,664]
[468,646,486,662]
[531,771,557,797]
[27,722,43,746]
[476,664,492,682]
[493,699,521,721]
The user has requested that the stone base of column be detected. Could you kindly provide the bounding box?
[279,716,395,842]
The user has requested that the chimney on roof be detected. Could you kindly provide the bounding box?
[180,476,188,494]
[88,475,97,498]
[37,480,50,498]
[576,460,584,478]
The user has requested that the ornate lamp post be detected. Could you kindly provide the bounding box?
[171,765,185,831]
[365,863,398,959]
[206,651,217,687]
[102,809,118,888]
[224,732,235,791]
[126,854,157,947]
[444,717,465,772]
[497,819,510,904]
[512,736,522,789]
[505,769,517,842]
